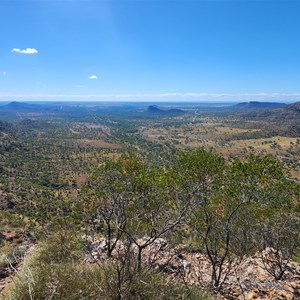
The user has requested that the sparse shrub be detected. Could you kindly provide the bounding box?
[5,230,212,300]
[37,229,84,264]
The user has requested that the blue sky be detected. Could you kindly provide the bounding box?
[1,0,300,102]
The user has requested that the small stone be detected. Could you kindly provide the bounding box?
[0,230,17,241]
[245,290,259,299]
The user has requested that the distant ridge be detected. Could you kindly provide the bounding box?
[146,105,184,115]
[1,101,41,112]
[286,101,300,112]
[234,101,286,110]
[237,101,300,136]
[240,101,300,120]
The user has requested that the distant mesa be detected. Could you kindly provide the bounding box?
[1,101,40,112]
[239,101,300,122]
[234,101,286,110]
[147,105,163,113]
[146,105,184,115]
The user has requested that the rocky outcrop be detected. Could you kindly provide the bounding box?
[85,237,300,300]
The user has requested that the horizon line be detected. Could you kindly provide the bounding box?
[0,92,299,102]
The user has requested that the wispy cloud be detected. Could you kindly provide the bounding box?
[11,48,38,54]
[35,82,47,87]
[88,75,98,80]
[0,92,299,102]
[2,72,6,76]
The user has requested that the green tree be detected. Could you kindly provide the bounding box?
[87,153,189,270]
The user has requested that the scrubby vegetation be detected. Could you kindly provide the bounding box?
[0,102,299,299]
[6,231,209,300]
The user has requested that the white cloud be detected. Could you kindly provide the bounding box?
[88,75,98,80]
[11,48,38,54]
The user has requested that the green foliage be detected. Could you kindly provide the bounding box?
[172,149,300,288]
[1,107,299,296]
[5,230,211,300]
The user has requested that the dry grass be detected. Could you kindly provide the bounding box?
[74,139,122,149]
[216,126,261,134]
[141,119,300,179]
[232,136,299,150]
[3,231,211,300]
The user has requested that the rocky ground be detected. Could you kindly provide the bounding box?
[0,231,34,296]
[86,237,300,300]
[1,234,299,299]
